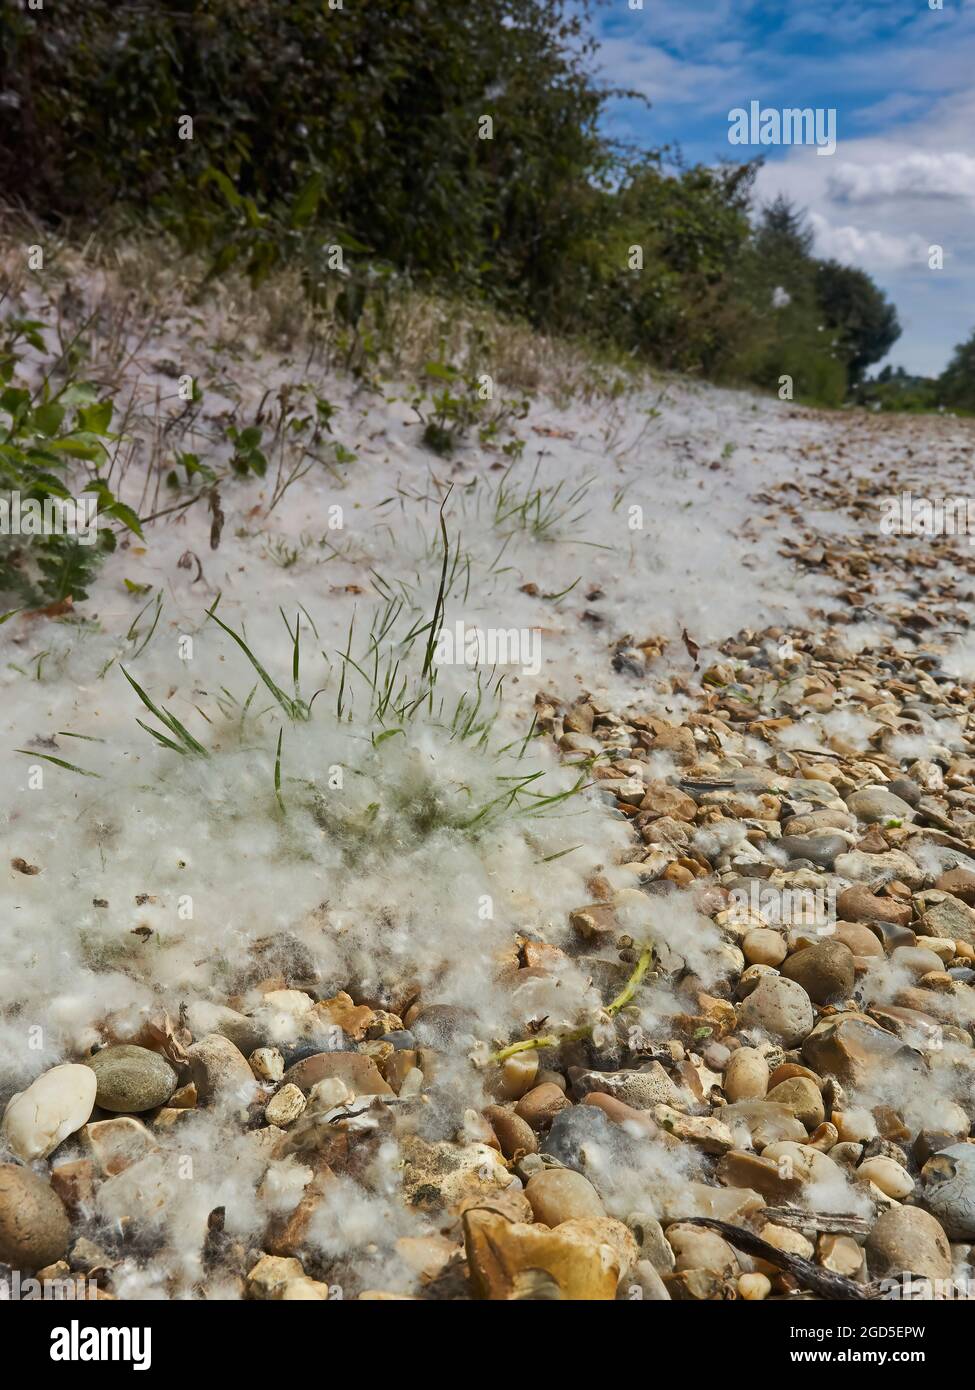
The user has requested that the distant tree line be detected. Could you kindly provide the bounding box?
[1,0,968,409]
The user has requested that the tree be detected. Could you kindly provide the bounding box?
[939,328,975,411]
[813,259,901,384]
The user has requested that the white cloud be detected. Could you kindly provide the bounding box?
[828,152,975,203]
[808,212,929,272]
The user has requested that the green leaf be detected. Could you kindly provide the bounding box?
[290,171,323,229]
[33,402,66,436]
[77,400,113,434]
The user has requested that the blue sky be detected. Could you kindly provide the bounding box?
[589,0,975,374]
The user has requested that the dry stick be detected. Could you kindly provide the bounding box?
[490,945,653,1063]
[679,1218,868,1300]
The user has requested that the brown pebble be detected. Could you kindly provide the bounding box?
[514,1083,571,1132]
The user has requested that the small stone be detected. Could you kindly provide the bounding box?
[743,929,788,967]
[722,1047,769,1102]
[761,1222,814,1260]
[265,1083,307,1127]
[187,1034,257,1105]
[525,1169,605,1226]
[274,1277,333,1300]
[765,1077,825,1130]
[858,1155,913,1200]
[570,1063,686,1111]
[85,1045,177,1114]
[499,1052,538,1100]
[515,1082,571,1132]
[834,921,885,959]
[803,1017,922,1089]
[934,867,975,905]
[249,1047,285,1082]
[627,1260,672,1300]
[666,1222,739,1275]
[818,1233,863,1276]
[581,1092,658,1132]
[81,1117,159,1175]
[846,787,916,824]
[835,849,925,891]
[737,975,814,1046]
[653,1106,733,1153]
[919,1144,975,1239]
[781,941,856,1005]
[920,894,975,947]
[246,1253,305,1300]
[484,1105,538,1159]
[49,1160,96,1215]
[778,834,849,868]
[866,1205,951,1282]
[0,1165,71,1270]
[738,1272,771,1299]
[626,1213,675,1272]
[1,1064,97,1160]
[836,884,911,928]
[282,1051,393,1097]
[463,1210,636,1299]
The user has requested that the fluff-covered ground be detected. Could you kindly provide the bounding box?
[3,241,975,1299]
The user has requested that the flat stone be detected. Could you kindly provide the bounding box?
[846,787,916,825]
[765,1077,825,1130]
[778,834,849,868]
[934,867,975,905]
[282,1051,393,1097]
[835,849,925,891]
[919,894,975,947]
[836,884,912,928]
[802,1016,924,1088]
[569,1063,687,1111]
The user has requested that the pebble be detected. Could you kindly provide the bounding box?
[484,1105,538,1159]
[265,1083,307,1127]
[187,1033,258,1105]
[845,786,916,824]
[249,1047,285,1082]
[515,1082,571,1132]
[722,1048,770,1102]
[777,833,849,867]
[282,1051,393,1097]
[765,1077,825,1130]
[781,941,855,1004]
[738,1272,771,1300]
[919,1144,975,1239]
[858,1155,914,1200]
[934,867,975,905]
[737,975,814,1046]
[836,884,912,928]
[666,1222,739,1275]
[86,1044,177,1113]
[0,1164,71,1270]
[865,1205,952,1283]
[742,929,788,967]
[525,1169,605,1225]
[1,1064,97,1161]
